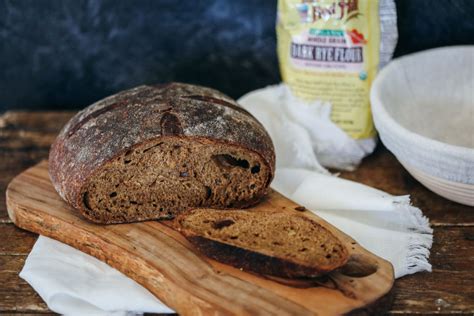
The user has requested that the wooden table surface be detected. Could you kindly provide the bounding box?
[1,111,473,315]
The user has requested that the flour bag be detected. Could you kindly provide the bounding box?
[277,0,397,158]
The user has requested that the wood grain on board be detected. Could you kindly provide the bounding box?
[6,161,394,315]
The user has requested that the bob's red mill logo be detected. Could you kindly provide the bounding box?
[297,0,359,23]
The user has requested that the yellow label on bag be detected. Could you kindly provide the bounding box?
[277,0,380,139]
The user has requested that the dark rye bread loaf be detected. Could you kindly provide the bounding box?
[177,209,349,278]
[49,83,275,224]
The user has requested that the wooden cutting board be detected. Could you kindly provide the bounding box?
[6,161,394,315]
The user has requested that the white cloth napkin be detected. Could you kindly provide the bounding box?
[20,236,173,316]
[238,84,377,171]
[20,84,433,315]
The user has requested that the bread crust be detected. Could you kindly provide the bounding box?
[185,235,342,278]
[49,83,275,219]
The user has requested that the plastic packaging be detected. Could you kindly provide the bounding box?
[277,0,397,161]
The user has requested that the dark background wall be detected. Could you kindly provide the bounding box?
[1,0,473,112]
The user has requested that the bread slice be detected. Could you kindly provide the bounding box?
[177,209,349,278]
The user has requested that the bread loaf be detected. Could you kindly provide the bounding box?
[177,209,349,278]
[49,83,275,224]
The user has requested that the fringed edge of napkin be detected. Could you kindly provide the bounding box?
[406,234,433,275]
[393,195,433,276]
[393,195,433,233]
